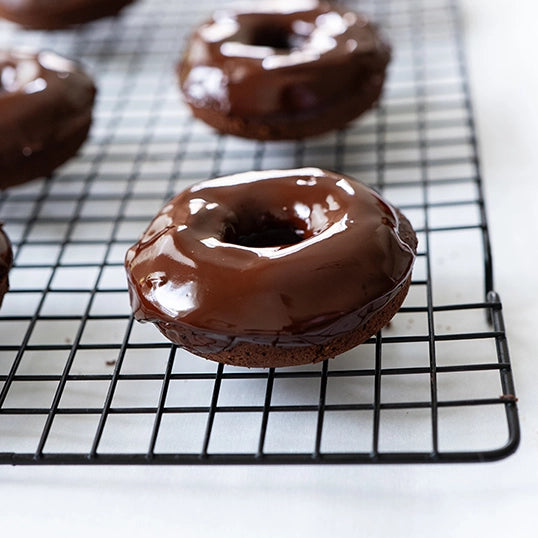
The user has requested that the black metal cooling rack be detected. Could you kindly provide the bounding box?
[0,0,520,465]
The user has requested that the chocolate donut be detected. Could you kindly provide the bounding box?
[0,50,96,189]
[125,168,417,368]
[0,0,136,29]
[178,0,391,140]
[0,225,13,309]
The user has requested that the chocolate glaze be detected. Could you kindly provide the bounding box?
[0,50,96,189]
[0,0,135,29]
[0,224,13,308]
[179,0,390,127]
[125,168,416,355]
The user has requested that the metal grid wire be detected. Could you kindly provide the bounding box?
[0,0,520,464]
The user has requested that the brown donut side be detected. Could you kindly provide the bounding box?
[0,0,135,29]
[0,225,13,309]
[156,210,417,368]
[183,68,387,141]
[0,51,97,189]
[175,277,412,368]
[0,110,93,189]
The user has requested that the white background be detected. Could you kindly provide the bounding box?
[1,0,538,536]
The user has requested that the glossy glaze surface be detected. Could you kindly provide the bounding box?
[0,49,96,187]
[179,0,390,119]
[125,168,416,353]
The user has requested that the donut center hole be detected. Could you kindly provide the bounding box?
[224,215,305,248]
[249,24,303,50]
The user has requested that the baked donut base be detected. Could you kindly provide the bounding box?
[190,277,412,368]
[186,74,386,140]
[0,116,91,189]
[156,210,417,369]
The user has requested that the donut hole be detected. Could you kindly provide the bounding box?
[223,213,305,248]
[249,23,305,50]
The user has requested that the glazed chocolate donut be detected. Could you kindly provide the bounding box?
[178,0,391,140]
[0,0,136,29]
[125,168,417,368]
[0,224,13,309]
[0,50,96,189]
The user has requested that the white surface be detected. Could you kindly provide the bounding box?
[1,0,538,536]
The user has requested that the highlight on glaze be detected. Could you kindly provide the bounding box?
[0,50,78,95]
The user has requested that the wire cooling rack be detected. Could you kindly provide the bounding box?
[0,0,520,465]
